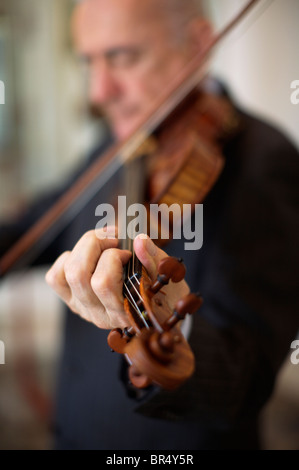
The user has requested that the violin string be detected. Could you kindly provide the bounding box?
[123,283,140,314]
[124,283,140,312]
[128,276,151,329]
[127,160,135,278]
[122,156,150,328]
[124,278,149,327]
[124,286,149,329]
[123,283,150,329]
[128,276,143,304]
[128,160,140,283]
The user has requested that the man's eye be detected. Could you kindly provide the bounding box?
[107,49,142,67]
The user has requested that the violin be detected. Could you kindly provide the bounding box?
[106,88,240,390]
[0,0,262,391]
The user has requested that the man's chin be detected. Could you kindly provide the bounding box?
[111,114,145,142]
[113,123,138,142]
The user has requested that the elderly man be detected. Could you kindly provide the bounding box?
[1,0,299,450]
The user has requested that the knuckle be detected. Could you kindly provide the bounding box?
[45,268,56,287]
[90,273,110,295]
[64,261,87,288]
[81,230,95,244]
[46,251,71,288]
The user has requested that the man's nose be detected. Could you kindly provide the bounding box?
[89,60,120,105]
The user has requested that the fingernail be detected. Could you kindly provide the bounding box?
[136,233,148,240]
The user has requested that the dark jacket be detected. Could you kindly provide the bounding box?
[1,106,299,450]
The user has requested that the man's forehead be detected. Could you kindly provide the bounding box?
[74,0,161,29]
[72,0,163,51]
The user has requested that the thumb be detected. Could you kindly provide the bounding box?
[133,234,168,280]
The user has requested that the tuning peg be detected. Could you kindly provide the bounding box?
[150,257,186,294]
[107,327,134,354]
[164,293,203,331]
[148,331,176,364]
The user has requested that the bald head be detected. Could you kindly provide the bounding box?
[73,0,204,48]
[160,0,204,27]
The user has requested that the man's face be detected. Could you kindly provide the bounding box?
[73,0,200,141]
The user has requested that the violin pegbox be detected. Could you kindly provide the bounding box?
[146,257,203,332]
[149,257,186,294]
[107,256,203,390]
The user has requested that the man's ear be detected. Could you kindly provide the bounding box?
[187,18,214,56]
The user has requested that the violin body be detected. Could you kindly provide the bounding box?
[147,91,239,241]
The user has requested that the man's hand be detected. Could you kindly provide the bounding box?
[45,228,189,330]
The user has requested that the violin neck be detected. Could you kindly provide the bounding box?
[121,154,147,280]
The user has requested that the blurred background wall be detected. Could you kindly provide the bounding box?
[208,0,299,149]
[0,0,298,449]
